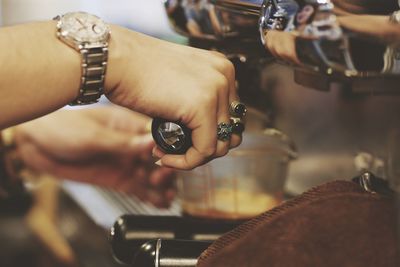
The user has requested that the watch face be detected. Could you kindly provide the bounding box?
[59,12,110,43]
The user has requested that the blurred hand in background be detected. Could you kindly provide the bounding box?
[264,30,301,65]
[263,0,400,66]
[13,105,176,208]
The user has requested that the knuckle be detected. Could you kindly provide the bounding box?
[183,165,196,171]
[218,58,235,74]
[230,135,242,148]
[198,93,213,107]
[215,147,229,157]
[181,159,196,171]
[210,50,225,58]
[213,73,229,91]
[231,139,242,149]
[201,146,216,158]
[224,59,235,74]
[198,89,217,107]
[217,77,229,95]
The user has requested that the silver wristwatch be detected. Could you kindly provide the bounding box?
[55,12,111,105]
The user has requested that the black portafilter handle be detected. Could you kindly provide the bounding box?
[132,239,211,267]
[151,118,192,155]
[109,215,243,265]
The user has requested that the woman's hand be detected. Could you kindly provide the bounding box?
[105,26,242,170]
[264,30,301,66]
[0,21,242,171]
[14,106,176,207]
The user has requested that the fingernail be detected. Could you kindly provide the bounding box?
[155,160,163,166]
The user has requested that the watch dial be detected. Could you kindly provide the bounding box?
[60,12,110,43]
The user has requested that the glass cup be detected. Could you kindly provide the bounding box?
[178,129,297,220]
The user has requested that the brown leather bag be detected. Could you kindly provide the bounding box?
[197,177,399,267]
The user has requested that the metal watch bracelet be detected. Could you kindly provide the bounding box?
[72,43,108,105]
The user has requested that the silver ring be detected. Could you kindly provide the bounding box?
[230,117,245,134]
[217,122,232,141]
[230,101,247,118]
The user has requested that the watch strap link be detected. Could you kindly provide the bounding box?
[71,43,108,105]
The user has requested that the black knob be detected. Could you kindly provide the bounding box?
[151,118,192,154]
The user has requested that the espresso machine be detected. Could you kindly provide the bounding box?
[111,0,400,266]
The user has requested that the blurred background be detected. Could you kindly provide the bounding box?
[1,1,400,266]
[1,0,180,39]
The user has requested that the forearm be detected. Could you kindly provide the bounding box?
[0,20,128,129]
[0,21,81,128]
[338,15,400,45]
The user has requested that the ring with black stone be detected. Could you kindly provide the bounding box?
[229,101,247,118]
[230,117,245,134]
[217,122,233,141]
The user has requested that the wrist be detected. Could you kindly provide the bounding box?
[55,12,115,105]
[103,25,131,96]
[103,25,147,108]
